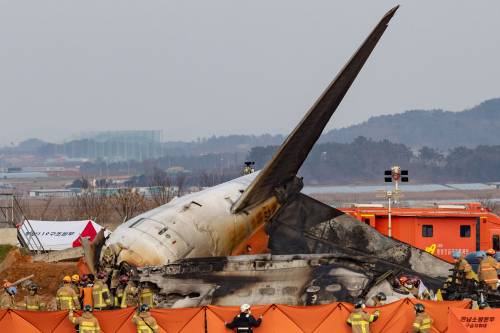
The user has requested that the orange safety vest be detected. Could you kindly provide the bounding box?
[80,286,94,308]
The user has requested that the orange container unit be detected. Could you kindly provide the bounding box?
[340,203,500,262]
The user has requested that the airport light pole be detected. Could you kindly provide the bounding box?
[377,166,408,237]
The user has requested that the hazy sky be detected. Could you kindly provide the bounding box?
[1,1,499,145]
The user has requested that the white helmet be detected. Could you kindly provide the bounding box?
[240,304,251,312]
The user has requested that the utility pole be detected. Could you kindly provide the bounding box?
[377,166,409,237]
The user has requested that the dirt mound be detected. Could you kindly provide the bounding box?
[0,249,78,308]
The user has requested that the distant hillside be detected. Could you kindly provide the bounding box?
[321,98,500,150]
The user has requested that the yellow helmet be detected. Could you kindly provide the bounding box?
[71,274,80,283]
[63,276,71,283]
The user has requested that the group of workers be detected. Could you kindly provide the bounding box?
[0,271,159,333]
[53,272,154,311]
[1,247,498,332]
[452,248,500,290]
[346,294,433,333]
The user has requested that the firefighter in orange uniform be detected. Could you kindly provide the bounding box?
[478,249,500,290]
[346,300,380,333]
[412,303,433,333]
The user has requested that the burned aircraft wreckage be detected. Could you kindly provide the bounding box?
[84,6,471,307]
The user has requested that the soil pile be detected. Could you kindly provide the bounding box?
[0,249,78,308]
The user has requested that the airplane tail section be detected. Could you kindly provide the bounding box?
[232,6,399,213]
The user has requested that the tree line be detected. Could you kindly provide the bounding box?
[248,137,500,184]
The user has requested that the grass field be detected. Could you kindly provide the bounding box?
[0,244,14,263]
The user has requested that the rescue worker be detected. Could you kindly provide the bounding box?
[452,251,478,284]
[371,292,387,306]
[80,277,94,309]
[132,304,159,333]
[139,282,154,308]
[478,249,500,290]
[68,305,101,333]
[122,278,139,308]
[56,275,80,310]
[114,275,128,308]
[346,300,380,333]
[92,272,112,310]
[20,283,45,311]
[71,274,81,295]
[225,303,262,333]
[0,281,17,309]
[412,303,433,333]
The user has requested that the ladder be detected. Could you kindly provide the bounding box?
[12,196,45,253]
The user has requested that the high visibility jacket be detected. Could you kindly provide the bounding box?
[458,258,478,281]
[139,288,154,308]
[121,283,138,308]
[69,312,101,333]
[0,291,15,309]
[80,285,94,308]
[71,283,80,295]
[114,285,125,308]
[412,312,433,333]
[346,309,378,333]
[56,285,80,310]
[20,295,45,311]
[92,280,112,309]
[479,256,500,286]
[132,312,159,333]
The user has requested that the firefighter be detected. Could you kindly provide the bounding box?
[20,283,45,311]
[132,304,159,333]
[68,305,101,333]
[412,303,433,333]
[0,281,17,309]
[451,251,478,283]
[346,300,380,333]
[122,278,139,308]
[478,249,500,290]
[225,304,262,333]
[56,276,80,310]
[71,274,81,294]
[371,292,387,306]
[92,272,112,310]
[80,277,94,309]
[114,275,128,308]
[139,282,154,308]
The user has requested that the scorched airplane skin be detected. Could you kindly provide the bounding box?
[100,6,402,268]
[95,7,456,308]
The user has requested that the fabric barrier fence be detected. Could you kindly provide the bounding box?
[0,300,494,333]
[448,308,500,332]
